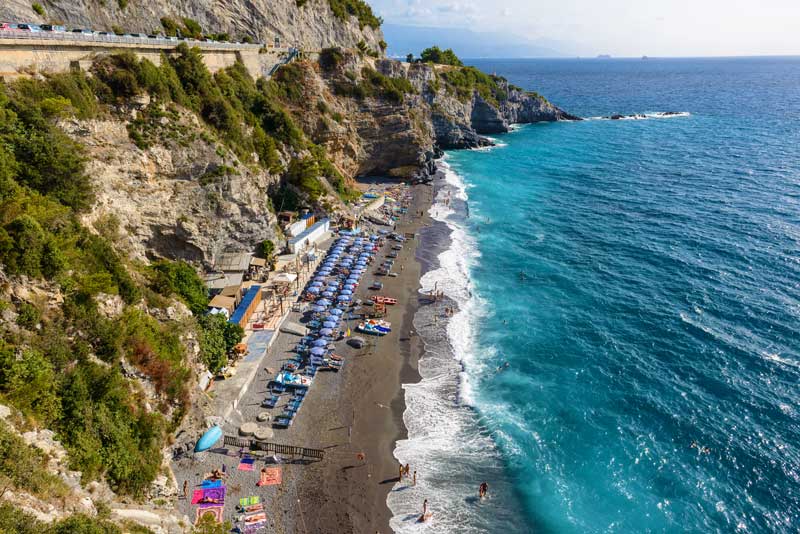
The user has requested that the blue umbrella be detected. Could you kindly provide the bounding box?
[316,299,331,306]
[311,305,326,313]
[307,287,321,294]
[337,295,351,301]
[322,291,334,297]
[311,339,328,347]
[309,281,323,287]
[323,321,337,328]
[310,347,327,356]
[340,289,353,295]
[319,328,334,336]
[329,308,344,316]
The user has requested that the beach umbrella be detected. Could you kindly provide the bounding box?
[316,299,331,306]
[337,295,351,302]
[310,346,327,356]
[323,321,337,329]
[309,281,323,287]
[311,339,328,347]
[311,305,326,313]
[329,308,343,316]
[319,328,334,336]
[307,287,321,294]
[313,276,327,282]
[340,289,353,296]
[321,291,334,298]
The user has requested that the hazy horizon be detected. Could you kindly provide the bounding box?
[371,0,800,58]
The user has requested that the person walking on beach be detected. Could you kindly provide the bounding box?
[182,480,188,499]
[399,464,404,481]
[413,470,417,486]
[404,463,410,478]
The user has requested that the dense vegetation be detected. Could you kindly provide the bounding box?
[328,0,383,29]
[419,46,463,67]
[0,72,201,496]
[332,66,415,104]
[0,503,151,534]
[0,420,69,500]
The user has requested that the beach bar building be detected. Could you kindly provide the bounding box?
[228,285,262,329]
[287,218,330,253]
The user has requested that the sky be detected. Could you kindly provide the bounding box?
[369,0,800,57]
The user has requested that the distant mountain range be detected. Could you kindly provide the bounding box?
[382,24,572,59]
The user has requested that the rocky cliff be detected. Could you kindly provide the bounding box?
[0,0,384,52]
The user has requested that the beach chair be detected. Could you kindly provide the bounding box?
[270,383,286,394]
[261,395,278,409]
[273,416,291,428]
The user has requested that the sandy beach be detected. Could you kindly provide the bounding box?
[171,182,434,533]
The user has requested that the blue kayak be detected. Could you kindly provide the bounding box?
[195,425,223,452]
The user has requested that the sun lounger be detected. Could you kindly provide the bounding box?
[261,395,278,408]
[238,496,261,507]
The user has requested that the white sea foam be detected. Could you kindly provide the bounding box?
[387,158,514,533]
[586,111,691,121]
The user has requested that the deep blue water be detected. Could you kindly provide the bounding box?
[445,58,800,533]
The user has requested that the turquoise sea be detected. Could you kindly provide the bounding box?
[389,57,800,533]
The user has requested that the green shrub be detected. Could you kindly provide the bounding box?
[149,260,208,314]
[0,420,69,499]
[319,47,344,70]
[117,0,128,9]
[327,0,382,29]
[160,17,180,37]
[259,239,275,260]
[15,302,40,329]
[198,313,242,373]
[181,18,203,39]
[111,25,124,35]
[31,3,44,16]
[420,46,463,66]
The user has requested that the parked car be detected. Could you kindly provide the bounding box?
[127,33,143,38]
[40,24,66,32]
[70,28,93,35]
[0,23,18,31]
[17,23,41,32]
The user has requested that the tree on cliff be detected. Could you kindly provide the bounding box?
[419,46,463,67]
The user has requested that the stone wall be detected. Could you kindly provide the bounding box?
[0,37,287,79]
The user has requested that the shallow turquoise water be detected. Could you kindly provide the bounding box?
[445,57,800,533]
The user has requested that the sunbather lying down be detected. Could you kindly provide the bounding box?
[207,469,226,479]
[198,497,222,504]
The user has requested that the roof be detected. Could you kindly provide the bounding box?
[216,252,253,272]
[229,285,261,325]
[250,257,267,267]
[208,294,236,312]
[272,273,298,283]
[205,272,244,291]
[220,284,242,297]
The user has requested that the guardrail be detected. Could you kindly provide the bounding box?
[0,29,271,50]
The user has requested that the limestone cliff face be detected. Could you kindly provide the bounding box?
[293,53,576,180]
[60,111,281,267]
[0,0,383,52]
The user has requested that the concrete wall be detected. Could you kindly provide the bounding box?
[0,37,290,79]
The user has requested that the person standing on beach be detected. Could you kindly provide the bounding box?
[182,480,188,499]
[413,470,417,486]
[399,464,404,481]
[404,463,410,478]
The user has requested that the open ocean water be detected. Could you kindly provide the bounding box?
[388,57,800,533]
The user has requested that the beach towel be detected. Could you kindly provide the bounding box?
[201,479,222,488]
[244,512,267,525]
[197,486,226,508]
[239,496,260,507]
[242,503,264,514]
[257,467,282,486]
[238,456,255,471]
[195,505,223,525]
[190,490,204,505]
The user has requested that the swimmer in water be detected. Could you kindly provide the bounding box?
[479,481,489,499]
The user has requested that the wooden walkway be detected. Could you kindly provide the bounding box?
[224,435,324,461]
